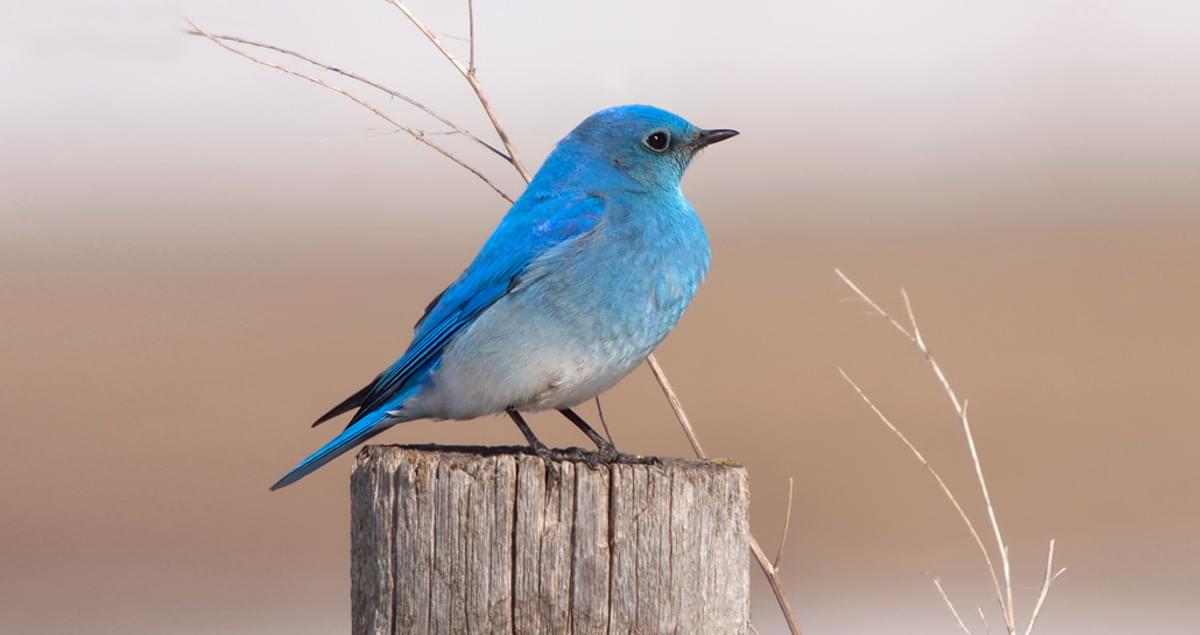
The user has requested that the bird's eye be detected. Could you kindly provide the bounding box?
[643,130,670,152]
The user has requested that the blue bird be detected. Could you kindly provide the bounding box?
[272,105,737,490]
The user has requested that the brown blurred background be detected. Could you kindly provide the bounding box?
[3,1,1199,633]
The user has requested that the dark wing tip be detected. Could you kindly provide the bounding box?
[311,382,372,427]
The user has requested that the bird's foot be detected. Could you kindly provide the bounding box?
[528,441,553,461]
[595,442,620,463]
[531,444,565,488]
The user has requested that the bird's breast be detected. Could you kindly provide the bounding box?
[559,203,710,353]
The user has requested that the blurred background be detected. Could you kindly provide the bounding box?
[3,1,1199,633]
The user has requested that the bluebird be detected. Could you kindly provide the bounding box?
[272,105,737,490]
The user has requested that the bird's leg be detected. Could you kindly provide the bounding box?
[559,407,618,459]
[507,410,550,458]
[508,410,562,485]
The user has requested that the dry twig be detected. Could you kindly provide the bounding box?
[186,20,514,203]
[645,353,707,457]
[899,287,1017,631]
[646,355,802,633]
[838,366,1006,620]
[774,477,796,570]
[186,31,509,160]
[382,0,531,181]
[1023,540,1065,635]
[594,395,614,447]
[749,535,805,635]
[836,269,1064,633]
[933,576,973,635]
[466,0,476,73]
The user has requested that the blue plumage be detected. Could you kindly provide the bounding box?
[272,104,737,490]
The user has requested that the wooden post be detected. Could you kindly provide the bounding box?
[351,445,751,635]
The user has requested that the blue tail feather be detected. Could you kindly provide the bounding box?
[271,409,392,490]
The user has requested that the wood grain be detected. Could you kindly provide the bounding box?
[351,446,750,635]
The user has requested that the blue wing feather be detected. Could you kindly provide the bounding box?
[342,192,606,425]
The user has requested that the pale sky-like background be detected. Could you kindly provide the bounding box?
[3,1,1200,633]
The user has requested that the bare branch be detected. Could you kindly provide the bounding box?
[834,268,914,342]
[645,354,706,458]
[898,287,1015,632]
[187,19,515,203]
[467,0,476,74]
[933,577,975,635]
[383,0,531,181]
[594,396,614,446]
[652,352,801,633]
[750,536,806,635]
[838,367,1009,625]
[186,30,510,161]
[773,477,795,570]
[838,271,1017,633]
[1023,540,1064,635]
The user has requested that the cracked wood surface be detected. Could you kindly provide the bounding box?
[351,445,751,635]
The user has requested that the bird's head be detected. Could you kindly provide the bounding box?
[558,104,738,190]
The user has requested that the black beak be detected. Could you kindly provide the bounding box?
[694,128,739,149]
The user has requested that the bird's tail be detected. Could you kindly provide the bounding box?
[270,409,392,491]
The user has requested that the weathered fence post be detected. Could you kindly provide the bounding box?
[351,445,751,635]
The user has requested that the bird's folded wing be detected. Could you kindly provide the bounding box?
[340,192,606,425]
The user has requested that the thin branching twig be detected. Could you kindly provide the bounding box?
[836,268,1013,631]
[749,535,806,635]
[933,576,974,635]
[646,353,804,631]
[648,354,802,632]
[187,20,514,203]
[186,31,510,161]
[899,287,1016,631]
[645,354,707,457]
[382,0,531,181]
[1023,540,1065,635]
[838,366,1006,618]
[836,269,1064,633]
